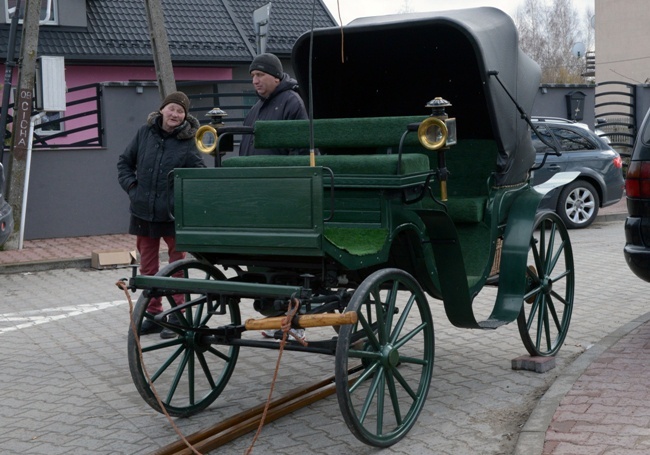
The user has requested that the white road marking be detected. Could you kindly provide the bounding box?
[0,300,128,333]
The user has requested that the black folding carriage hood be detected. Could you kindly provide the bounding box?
[292,7,541,187]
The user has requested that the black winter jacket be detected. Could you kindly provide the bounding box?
[239,74,309,156]
[117,112,205,224]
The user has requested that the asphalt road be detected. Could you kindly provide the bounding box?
[0,217,646,455]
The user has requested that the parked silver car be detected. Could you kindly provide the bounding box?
[531,117,624,228]
[0,163,13,246]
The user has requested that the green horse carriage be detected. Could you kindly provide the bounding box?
[126,8,575,447]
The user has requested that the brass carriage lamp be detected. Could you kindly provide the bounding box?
[421,97,457,148]
[195,107,228,155]
[207,107,228,126]
[418,97,457,201]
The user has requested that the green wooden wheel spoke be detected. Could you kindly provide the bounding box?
[394,322,427,350]
[350,362,381,394]
[383,281,400,334]
[550,268,571,283]
[526,298,541,331]
[523,287,540,304]
[545,295,563,332]
[547,240,566,275]
[390,292,417,345]
[372,287,388,345]
[375,373,386,435]
[538,224,547,265]
[140,338,182,353]
[543,222,557,275]
[188,350,196,405]
[348,349,381,363]
[385,371,404,426]
[196,351,217,390]
[549,289,568,307]
[543,304,553,351]
[359,368,384,424]
[398,355,428,366]
[166,349,190,404]
[534,301,545,348]
[206,345,234,363]
[149,345,184,383]
[391,366,419,401]
[356,311,381,351]
[532,241,544,276]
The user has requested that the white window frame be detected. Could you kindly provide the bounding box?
[34,111,64,137]
[5,0,58,25]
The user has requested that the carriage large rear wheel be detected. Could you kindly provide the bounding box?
[517,211,574,356]
[335,268,434,447]
[127,259,240,417]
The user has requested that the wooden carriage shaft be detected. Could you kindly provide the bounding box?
[245,312,358,330]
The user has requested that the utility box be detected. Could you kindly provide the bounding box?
[35,56,66,111]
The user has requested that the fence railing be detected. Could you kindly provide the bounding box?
[595,81,637,156]
[3,83,104,150]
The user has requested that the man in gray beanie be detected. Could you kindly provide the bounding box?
[239,53,308,156]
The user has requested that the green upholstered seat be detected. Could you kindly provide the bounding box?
[223,153,430,176]
[252,116,427,149]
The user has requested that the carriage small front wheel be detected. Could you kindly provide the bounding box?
[127,259,240,417]
[335,268,435,447]
[518,211,575,356]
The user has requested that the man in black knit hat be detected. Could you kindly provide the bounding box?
[240,55,308,341]
[238,53,309,156]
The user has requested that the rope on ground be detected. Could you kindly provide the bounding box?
[244,297,307,455]
[116,280,202,455]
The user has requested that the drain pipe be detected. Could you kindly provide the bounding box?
[18,112,45,249]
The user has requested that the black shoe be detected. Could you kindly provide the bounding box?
[160,313,181,339]
[139,316,164,335]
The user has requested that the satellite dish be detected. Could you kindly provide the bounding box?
[571,42,586,58]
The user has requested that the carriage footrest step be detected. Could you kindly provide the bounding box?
[477,318,508,329]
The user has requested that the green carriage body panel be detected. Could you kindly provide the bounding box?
[175,166,325,257]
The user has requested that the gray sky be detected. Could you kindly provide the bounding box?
[321,0,595,25]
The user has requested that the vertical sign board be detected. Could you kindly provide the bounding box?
[12,88,33,161]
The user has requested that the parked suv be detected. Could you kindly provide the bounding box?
[0,163,13,246]
[624,109,650,281]
[531,117,624,228]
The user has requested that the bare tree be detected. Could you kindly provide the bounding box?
[515,0,591,83]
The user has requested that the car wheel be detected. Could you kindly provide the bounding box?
[556,180,600,229]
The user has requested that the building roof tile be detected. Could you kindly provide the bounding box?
[0,0,337,65]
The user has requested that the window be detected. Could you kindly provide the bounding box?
[551,127,596,152]
[531,126,556,154]
[5,0,57,25]
[34,111,64,137]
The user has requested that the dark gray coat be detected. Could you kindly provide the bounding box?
[117,112,205,226]
[239,74,309,156]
